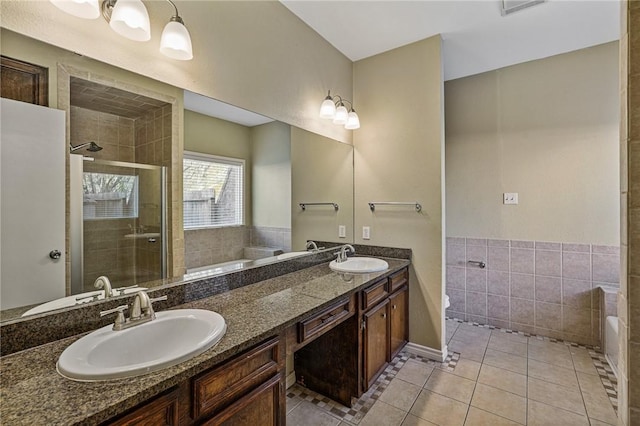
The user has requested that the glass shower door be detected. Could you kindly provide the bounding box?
[71,158,166,293]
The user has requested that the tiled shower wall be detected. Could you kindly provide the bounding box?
[446,237,620,346]
[184,226,291,270]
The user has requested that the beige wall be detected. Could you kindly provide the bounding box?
[445,42,620,245]
[290,127,354,250]
[353,36,445,351]
[184,110,253,226]
[252,122,291,229]
[1,1,353,144]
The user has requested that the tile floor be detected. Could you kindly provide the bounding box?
[285,319,618,425]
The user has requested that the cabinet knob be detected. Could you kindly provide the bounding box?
[392,304,397,310]
[382,312,387,319]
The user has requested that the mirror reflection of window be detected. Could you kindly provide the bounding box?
[82,172,138,219]
[183,152,244,229]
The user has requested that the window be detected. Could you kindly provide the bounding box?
[83,172,138,219]
[183,152,244,229]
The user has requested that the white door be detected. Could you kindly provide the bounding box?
[1,98,66,310]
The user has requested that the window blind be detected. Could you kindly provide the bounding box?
[183,152,244,229]
[82,172,138,219]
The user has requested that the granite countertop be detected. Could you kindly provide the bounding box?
[0,258,410,425]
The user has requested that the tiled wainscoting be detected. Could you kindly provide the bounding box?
[446,238,620,346]
[185,226,291,270]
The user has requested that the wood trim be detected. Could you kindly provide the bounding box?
[0,55,48,106]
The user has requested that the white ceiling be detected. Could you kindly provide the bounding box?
[280,0,621,81]
[184,91,274,127]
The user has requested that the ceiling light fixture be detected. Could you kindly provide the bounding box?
[50,0,193,60]
[319,91,360,130]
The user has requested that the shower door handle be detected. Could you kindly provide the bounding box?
[49,250,62,260]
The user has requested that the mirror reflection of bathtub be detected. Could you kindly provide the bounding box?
[21,286,147,317]
[184,251,313,279]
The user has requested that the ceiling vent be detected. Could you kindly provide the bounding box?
[501,0,545,16]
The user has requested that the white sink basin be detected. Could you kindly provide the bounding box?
[329,257,389,273]
[57,309,226,381]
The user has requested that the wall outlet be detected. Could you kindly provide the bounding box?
[338,225,346,238]
[503,192,519,205]
[362,226,371,240]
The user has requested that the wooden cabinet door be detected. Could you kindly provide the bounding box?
[202,374,283,426]
[0,56,48,106]
[389,286,409,359]
[363,299,389,390]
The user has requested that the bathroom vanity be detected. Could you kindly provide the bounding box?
[0,257,410,425]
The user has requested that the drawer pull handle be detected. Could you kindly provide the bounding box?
[321,314,334,323]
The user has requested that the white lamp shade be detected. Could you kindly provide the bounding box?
[50,0,99,19]
[319,98,336,119]
[345,111,361,130]
[332,105,349,125]
[109,0,151,41]
[160,20,193,60]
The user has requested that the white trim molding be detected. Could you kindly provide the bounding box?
[405,342,448,363]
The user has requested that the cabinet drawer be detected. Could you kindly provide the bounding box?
[107,388,179,426]
[361,279,388,311]
[192,337,281,420]
[201,374,282,426]
[298,297,353,343]
[388,268,408,293]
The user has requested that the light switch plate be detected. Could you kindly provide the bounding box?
[362,226,371,240]
[503,192,519,205]
[338,225,346,238]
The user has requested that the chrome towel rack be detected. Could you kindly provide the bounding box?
[368,202,422,212]
[299,202,339,211]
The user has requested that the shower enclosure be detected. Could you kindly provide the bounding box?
[70,155,167,293]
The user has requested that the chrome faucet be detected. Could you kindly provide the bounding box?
[306,241,319,251]
[335,244,355,263]
[100,290,168,331]
[94,276,113,298]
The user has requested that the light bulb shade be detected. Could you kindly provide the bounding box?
[109,0,151,41]
[332,105,349,125]
[160,20,193,60]
[345,111,360,130]
[319,98,336,119]
[50,0,100,19]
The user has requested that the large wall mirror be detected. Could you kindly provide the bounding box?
[0,29,354,323]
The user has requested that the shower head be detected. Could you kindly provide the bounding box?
[70,141,103,153]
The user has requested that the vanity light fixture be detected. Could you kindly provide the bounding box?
[103,0,151,42]
[50,0,100,19]
[319,91,360,130]
[49,0,193,60]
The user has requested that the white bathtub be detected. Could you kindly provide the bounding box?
[605,315,618,379]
